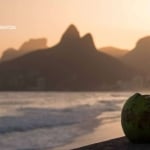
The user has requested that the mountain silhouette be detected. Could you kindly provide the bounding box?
[1,38,47,62]
[0,25,136,91]
[100,47,128,58]
[61,24,80,42]
[1,48,17,61]
[81,33,97,50]
[123,36,150,76]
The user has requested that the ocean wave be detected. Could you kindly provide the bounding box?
[0,92,127,150]
[0,99,120,134]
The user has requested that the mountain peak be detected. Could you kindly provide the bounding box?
[19,38,47,52]
[60,24,80,42]
[135,36,150,50]
[82,33,93,41]
[81,33,96,50]
[67,24,78,32]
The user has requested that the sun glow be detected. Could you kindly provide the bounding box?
[1,0,150,53]
[127,0,150,29]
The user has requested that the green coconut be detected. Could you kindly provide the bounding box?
[121,93,150,143]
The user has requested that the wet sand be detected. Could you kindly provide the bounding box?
[55,121,124,150]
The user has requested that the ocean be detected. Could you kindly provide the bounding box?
[0,91,143,150]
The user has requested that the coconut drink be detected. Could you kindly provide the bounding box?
[121,93,150,143]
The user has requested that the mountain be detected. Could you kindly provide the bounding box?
[1,38,47,62]
[61,24,80,42]
[1,48,18,62]
[0,25,136,91]
[123,36,150,76]
[100,46,128,58]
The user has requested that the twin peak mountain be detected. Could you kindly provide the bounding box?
[0,25,135,91]
[60,24,96,51]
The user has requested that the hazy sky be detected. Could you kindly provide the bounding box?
[0,0,150,55]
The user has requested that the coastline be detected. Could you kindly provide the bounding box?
[54,121,124,150]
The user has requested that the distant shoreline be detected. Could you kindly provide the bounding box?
[0,89,148,92]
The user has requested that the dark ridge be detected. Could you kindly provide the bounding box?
[1,48,17,61]
[100,46,128,58]
[135,36,150,50]
[123,36,150,77]
[19,38,47,52]
[0,25,137,91]
[1,38,48,62]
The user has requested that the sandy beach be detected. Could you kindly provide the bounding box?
[55,121,124,150]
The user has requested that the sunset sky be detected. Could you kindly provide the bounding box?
[0,0,150,55]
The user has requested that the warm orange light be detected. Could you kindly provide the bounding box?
[0,0,150,55]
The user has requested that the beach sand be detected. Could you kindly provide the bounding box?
[55,121,124,150]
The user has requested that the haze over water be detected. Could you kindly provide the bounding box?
[0,91,132,150]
